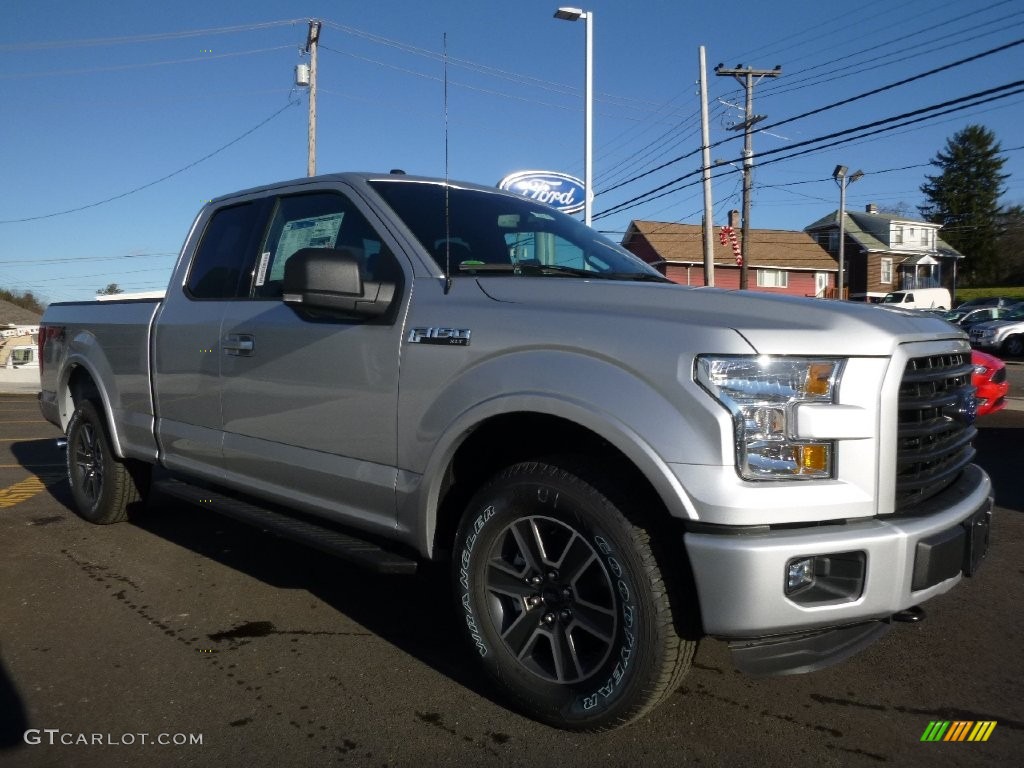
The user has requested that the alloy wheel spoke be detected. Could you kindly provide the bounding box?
[556,533,597,584]
[550,625,583,683]
[502,609,544,658]
[570,601,616,645]
[486,561,536,600]
[508,519,548,574]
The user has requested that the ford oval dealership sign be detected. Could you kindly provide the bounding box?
[497,171,587,215]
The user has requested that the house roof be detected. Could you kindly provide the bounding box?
[804,209,965,259]
[623,220,838,271]
[0,299,42,326]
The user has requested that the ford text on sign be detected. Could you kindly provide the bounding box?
[497,171,587,215]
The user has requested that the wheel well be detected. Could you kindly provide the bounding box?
[67,364,100,407]
[432,412,671,560]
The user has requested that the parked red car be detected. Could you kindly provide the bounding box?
[972,350,1008,417]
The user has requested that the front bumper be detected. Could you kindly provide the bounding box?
[685,464,992,638]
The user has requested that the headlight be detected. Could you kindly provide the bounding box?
[696,356,843,481]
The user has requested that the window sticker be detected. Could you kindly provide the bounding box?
[270,213,344,283]
[255,251,271,287]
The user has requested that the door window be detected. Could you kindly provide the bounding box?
[253,192,394,298]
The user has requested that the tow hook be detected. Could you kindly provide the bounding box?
[55,437,68,450]
[893,605,926,623]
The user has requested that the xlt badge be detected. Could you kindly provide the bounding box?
[408,327,471,346]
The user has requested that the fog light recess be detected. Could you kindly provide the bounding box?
[784,552,866,605]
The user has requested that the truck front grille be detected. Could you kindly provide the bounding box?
[896,352,977,512]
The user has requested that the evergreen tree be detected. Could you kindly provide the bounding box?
[996,205,1024,284]
[96,283,124,295]
[919,125,1008,285]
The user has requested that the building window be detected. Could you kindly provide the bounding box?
[756,269,788,288]
[828,232,838,252]
[894,226,904,245]
[881,257,893,284]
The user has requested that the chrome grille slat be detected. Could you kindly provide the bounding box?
[895,351,977,511]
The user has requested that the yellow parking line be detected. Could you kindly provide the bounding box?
[0,466,66,473]
[0,476,48,508]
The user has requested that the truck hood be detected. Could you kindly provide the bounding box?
[476,278,964,356]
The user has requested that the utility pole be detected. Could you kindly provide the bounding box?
[305,19,321,177]
[715,64,781,289]
[699,47,714,287]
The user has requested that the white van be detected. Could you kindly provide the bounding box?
[880,288,950,310]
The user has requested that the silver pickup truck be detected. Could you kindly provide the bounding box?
[39,172,993,731]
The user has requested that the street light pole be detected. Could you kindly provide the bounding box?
[832,165,863,300]
[554,7,593,227]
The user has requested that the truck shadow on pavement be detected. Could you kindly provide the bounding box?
[0,651,29,751]
[19,491,511,721]
[131,492,506,712]
[974,412,1023,512]
[6,437,505,715]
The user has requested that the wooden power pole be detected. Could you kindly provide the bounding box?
[305,20,321,177]
[714,64,781,289]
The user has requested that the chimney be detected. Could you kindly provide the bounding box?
[865,203,878,214]
[729,209,740,228]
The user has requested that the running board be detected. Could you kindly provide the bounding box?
[152,478,418,575]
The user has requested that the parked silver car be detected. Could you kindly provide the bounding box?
[969,304,1024,356]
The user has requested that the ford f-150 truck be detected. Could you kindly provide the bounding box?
[39,172,993,731]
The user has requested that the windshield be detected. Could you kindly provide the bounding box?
[368,180,666,280]
[881,293,906,304]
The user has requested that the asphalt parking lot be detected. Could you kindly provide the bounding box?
[0,394,1021,768]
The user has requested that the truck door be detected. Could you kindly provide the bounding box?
[217,188,406,533]
[152,200,266,480]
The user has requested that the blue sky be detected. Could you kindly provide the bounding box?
[2,0,1022,302]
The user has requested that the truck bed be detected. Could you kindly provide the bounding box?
[39,298,161,462]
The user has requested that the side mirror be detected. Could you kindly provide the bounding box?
[282,247,396,317]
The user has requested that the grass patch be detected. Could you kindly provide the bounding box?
[955,287,1024,304]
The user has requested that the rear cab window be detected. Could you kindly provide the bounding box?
[186,202,265,300]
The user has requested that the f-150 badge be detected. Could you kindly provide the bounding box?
[408,327,471,346]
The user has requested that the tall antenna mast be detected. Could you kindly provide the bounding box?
[443,32,452,295]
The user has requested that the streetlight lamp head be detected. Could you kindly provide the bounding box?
[554,7,584,20]
[850,170,865,183]
[833,165,848,180]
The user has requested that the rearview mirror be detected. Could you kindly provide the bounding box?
[282,247,396,317]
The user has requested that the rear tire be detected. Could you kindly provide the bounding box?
[453,460,694,731]
[66,400,148,524]
[1002,335,1023,358]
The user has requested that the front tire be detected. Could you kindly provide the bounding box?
[453,461,694,731]
[66,400,148,524]
[1002,335,1023,358]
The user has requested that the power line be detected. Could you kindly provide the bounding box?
[595,38,1023,199]
[755,38,1024,137]
[0,45,294,80]
[0,253,176,266]
[593,81,1024,220]
[0,19,306,51]
[0,99,300,224]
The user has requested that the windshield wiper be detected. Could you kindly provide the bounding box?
[458,261,669,281]
[459,261,593,277]
[605,271,672,283]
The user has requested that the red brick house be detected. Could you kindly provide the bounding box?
[622,212,839,298]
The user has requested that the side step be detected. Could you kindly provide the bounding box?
[152,478,418,575]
